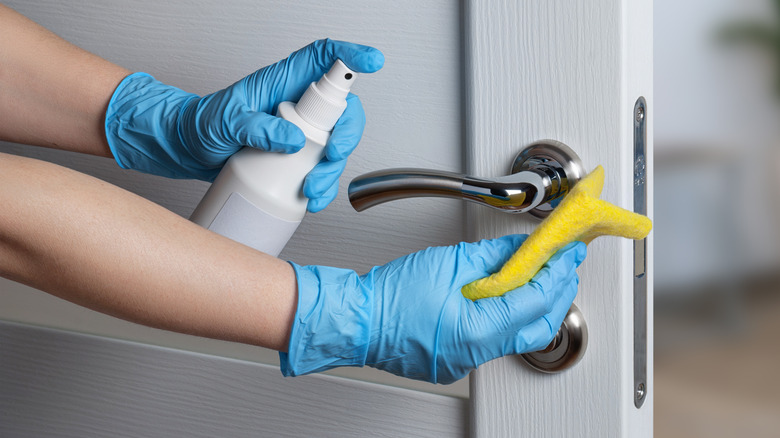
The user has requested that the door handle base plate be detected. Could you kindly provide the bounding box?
[511,140,586,219]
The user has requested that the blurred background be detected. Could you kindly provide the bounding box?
[654,0,780,435]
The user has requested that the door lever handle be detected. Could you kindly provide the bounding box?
[348,168,547,214]
[348,140,585,218]
[349,140,589,373]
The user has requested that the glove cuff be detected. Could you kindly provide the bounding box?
[105,72,199,179]
[279,262,373,377]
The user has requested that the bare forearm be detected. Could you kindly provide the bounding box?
[0,152,297,351]
[0,4,129,156]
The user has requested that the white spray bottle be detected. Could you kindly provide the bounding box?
[189,60,357,256]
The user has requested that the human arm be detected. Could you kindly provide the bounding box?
[0,4,384,211]
[0,3,129,156]
[0,152,297,351]
[0,151,585,381]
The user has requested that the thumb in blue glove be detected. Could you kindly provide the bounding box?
[281,235,587,384]
[105,39,384,212]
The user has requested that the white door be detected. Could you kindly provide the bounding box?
[465,1,654,437]
[0,1,652,437]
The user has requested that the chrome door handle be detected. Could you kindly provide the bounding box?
[349,140,589,373]
[348,168,547,213]
[348,140,585,218]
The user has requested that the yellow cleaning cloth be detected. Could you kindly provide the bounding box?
[461,165,652,300]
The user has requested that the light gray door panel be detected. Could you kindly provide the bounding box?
[0,321,468,437]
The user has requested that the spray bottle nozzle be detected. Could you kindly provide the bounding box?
[294,60,357,131]
[316,59,357,100]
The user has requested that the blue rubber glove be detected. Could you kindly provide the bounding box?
[105,39,384,212]
[281,235,587,384]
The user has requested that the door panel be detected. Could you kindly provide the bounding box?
[0,320,468,437]
[0,0,467,396]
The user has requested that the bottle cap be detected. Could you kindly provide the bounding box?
[295,60,357,131]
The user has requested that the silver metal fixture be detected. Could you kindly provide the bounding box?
[633,97,648,408]
[349,140,590,373]
[348,140,585,218]
[520,304,588,373]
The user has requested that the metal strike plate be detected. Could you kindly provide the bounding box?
[633,97,648,408]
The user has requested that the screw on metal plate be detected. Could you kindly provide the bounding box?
[635,105,645,123]
[635,382,646,403]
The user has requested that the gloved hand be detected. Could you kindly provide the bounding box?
[105,39,384,212]
[281,235,587,384]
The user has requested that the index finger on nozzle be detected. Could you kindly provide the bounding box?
[324,39,385,73]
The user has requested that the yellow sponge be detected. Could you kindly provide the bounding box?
[461,165,651,300]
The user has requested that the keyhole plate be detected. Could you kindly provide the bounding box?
[520,304,588,373]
